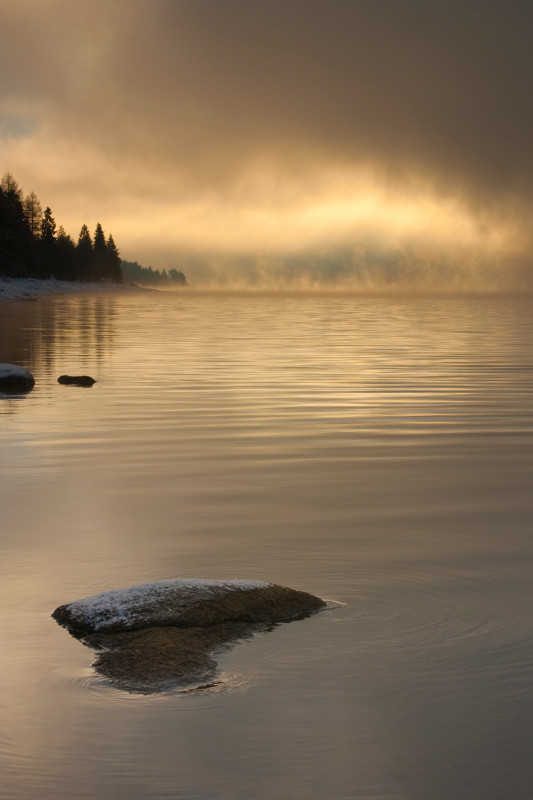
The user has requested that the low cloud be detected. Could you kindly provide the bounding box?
[2,0,533,286]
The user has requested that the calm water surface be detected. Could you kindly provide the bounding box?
[1,290,533,800]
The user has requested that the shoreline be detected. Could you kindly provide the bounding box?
[0,277,150,302]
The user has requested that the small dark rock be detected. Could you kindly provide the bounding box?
[58,375,96,387]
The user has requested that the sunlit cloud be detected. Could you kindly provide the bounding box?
[1,0,532,287]
[111,177,510,257]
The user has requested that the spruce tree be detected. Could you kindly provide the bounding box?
[169,268,187,285]
[92,222,107,280]
[105,234,123,283]
[40,207,57,242]
[76,224,93,281]
[0,173,33,277]
[56,226,77,280]
[0,171,130,283]
[38,207,58,277]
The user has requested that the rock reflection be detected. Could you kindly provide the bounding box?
[52,580,326,693]
[83,622,261,693]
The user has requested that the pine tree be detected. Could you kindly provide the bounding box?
[56,226,77,280]
[0,172,129,282]
[76,224,93,281]
[93,222,106,249]
[92,222,107,280]
[40,207,57,242]
[169,268,187,285]
[23,191,42,237]
[38,207,58,276]
[105,234,123,283]
[0,174,33,277]
[78,223,92,247]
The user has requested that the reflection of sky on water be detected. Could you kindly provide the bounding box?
[1,292,533,799]
[0,294,118,381]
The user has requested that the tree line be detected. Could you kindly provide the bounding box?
[0,172,122,283]
[121,260,187,287]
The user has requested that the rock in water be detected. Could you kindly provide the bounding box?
[52,578,325,636]
[0,363,35,392]
[58,375,96,386]
[52,578,326,692]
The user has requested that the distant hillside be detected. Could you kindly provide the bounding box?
[121,260,187,287]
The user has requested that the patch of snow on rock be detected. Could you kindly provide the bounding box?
[0,363,33,380]
[63,578,272,632]
[0,363,35,390]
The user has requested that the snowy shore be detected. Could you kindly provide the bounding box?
[0,277,149,302]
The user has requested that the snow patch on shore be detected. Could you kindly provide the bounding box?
[0,277,148,302]
[63,578,272,631]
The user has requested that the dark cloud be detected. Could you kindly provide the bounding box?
[96,0,533,202]
[2,0,533,267]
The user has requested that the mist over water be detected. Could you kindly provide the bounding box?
[170,243,527,294]
[1,290,533,800]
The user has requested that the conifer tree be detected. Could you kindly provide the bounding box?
[40,207,57,242]
[105,234,123,283]
[76,224,93,281]
[1,172,21,197]
[169,268,187,285]
[93,222,106,249]
[57,225,72,243]
[38,207,58,276]
[0,173,32,276]
[0,171,127,283]
[92,222,107,280]
[78,223,92,247]
[23,191,42,237]
[56,226,77,280]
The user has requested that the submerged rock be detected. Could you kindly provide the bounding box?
[0,363,35,393]
[52,578,326,692]
[58,375,96,386]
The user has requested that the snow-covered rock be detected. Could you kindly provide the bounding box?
[0,363,35,392]
[52,577,325,636]
[52,578,326,692]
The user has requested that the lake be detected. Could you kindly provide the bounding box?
[1,289,533,800]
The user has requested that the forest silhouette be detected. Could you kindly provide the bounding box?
[0,171,122,283]
[121,260,186,287]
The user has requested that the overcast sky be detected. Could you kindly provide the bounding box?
[2,0,533,276]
